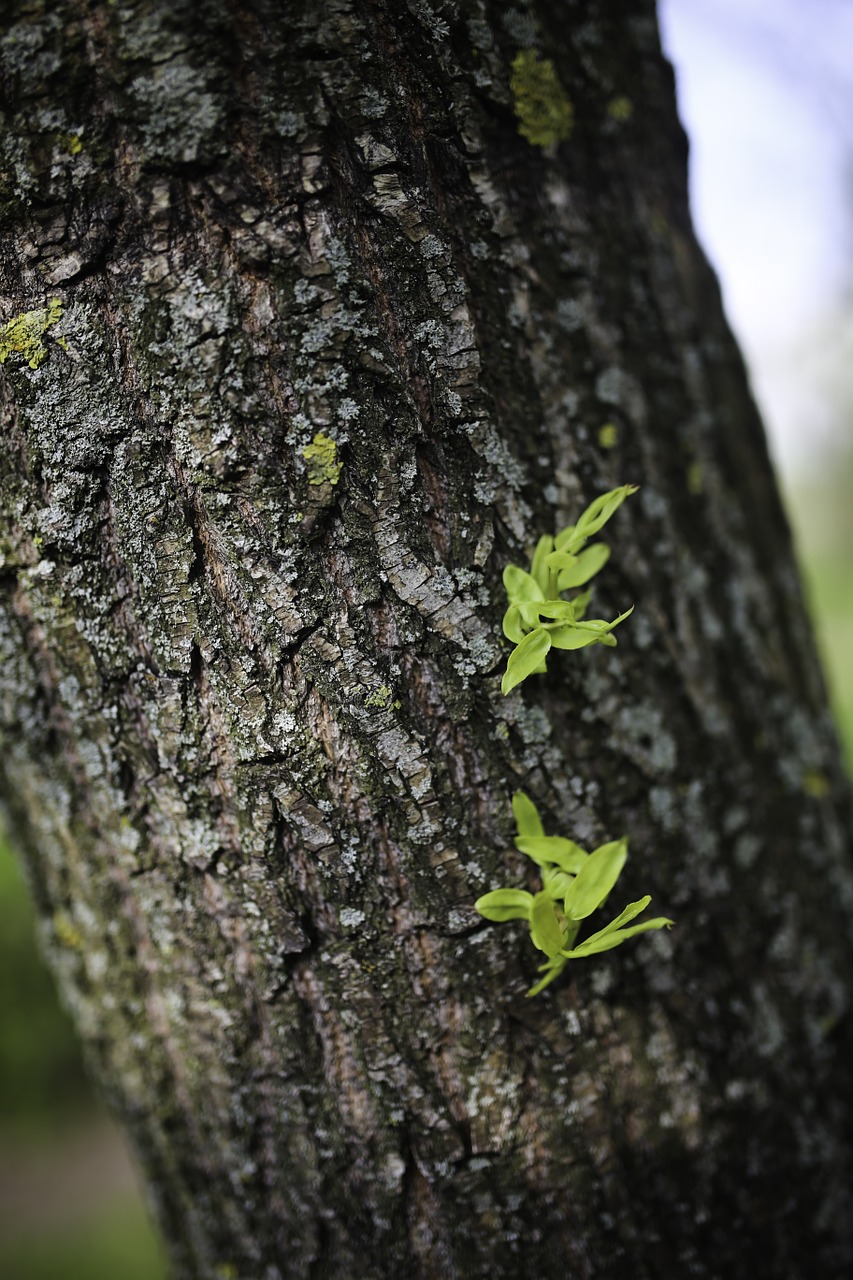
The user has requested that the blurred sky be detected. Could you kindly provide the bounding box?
[659,0,853,477]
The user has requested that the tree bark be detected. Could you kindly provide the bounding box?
[2,1,852,1276]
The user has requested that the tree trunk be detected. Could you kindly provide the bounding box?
[2,1,852,1276]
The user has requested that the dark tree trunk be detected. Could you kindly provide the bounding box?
[2,1,852,1276]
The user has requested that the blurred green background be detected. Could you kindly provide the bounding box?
[791,458,853,775]
[0,839,168,1280]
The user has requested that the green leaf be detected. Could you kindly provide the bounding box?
[556,543,611,589]
[529,890,565,957]
[502,604,526,644]
[530,535,554,595]
[575,606,634,635]
[546,626,603,651]
[554,523,577,553]
[589,895,652,936]
[518,601,546,629]
[562,916,674,958]
[563,916,581,949]
[571,588,592,620]
[559,896,659,954]
[563,838,628,920]
[474,889,534,922]
[573,484,638,541]
[541,867,575,900]
[607,604,635,629]
[544,551,578,573]
[526,956,567,997]
[552,486,637,558]
[503,564,544,605]
[533,599,577,622]
[515,835,588,873]
[512,791,544,839]
[502,627,552,694]
[547,606,633,649]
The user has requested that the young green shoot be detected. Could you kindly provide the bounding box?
[501,484,638,694]
[475,792,673,996]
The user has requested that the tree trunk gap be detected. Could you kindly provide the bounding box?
[1,1,852,1276]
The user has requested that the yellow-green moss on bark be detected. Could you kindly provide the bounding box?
[510,50,573,147]
[0,299,63,369]
[302,432,343,486]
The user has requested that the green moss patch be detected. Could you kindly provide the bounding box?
[0,299,63,370]
[510,50,573,147]
[302,432,343,486]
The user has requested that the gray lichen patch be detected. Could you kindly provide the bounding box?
[129,60,223,164]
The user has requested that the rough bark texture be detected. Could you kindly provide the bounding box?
[2,1,852,1277]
